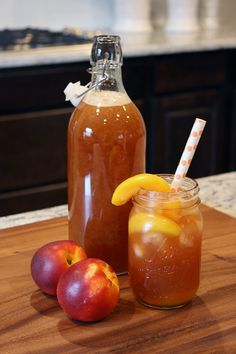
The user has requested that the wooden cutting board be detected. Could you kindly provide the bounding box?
[0,205,236,354]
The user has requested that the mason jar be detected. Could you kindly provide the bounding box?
[128,174,203,309]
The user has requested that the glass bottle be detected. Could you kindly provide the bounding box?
[67,35,146,274]
[128,174,203,308]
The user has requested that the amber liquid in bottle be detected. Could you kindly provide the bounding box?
[67,36,146,274]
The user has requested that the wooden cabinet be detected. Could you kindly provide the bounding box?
[0,50,235,216]
[0,63,89,216]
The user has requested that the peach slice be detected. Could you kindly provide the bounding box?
[129,212,181,237]
[111,173,170,206]
[160,199,182,222]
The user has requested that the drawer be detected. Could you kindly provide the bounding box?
[0,63,90,114]
[155,51,228,94]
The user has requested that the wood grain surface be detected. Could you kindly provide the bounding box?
[0,205,236,354]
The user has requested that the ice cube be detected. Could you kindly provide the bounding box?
[142,232,164,246]
[180,231,193,247]
[133,244,144,258]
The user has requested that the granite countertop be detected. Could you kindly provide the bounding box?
[1,25,236,69]
[0,171,235,230]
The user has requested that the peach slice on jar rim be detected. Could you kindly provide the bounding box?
[112,173,181,238]
[111,173,170,206]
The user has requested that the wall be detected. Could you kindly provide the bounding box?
[152,0,236,29]
[0,0,112,31]
[0,0,236,32]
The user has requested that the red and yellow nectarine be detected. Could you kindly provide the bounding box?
[31,240,87,295]
[57,258,120,322]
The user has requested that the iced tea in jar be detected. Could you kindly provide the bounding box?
[128,174,202,308]
[67,35,146,274]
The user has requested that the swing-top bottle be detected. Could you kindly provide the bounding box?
[67,35,146,274]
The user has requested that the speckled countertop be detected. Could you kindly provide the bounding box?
[197,171,236,217]
[1,25,236,69]
[0,172,235,230]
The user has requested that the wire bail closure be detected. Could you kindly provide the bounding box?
[78,53,110,99]
[64,54,109,107]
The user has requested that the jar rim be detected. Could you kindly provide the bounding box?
[135,174,199,203]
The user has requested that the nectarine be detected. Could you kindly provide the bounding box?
[57,258,120,322]
[31,240,87,295]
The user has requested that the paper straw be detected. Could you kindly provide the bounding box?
[171,118,206,191]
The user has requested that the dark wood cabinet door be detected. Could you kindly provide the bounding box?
[147,89,228,178]
[0,107,73,216]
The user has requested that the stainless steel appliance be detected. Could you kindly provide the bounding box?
[0,27,94,51]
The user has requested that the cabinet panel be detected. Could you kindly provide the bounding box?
[0,107,72,192]
[155,52,227,94]
[148,90,228,178]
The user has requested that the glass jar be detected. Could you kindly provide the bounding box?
[67,35,146,274]
[128,174,202,308]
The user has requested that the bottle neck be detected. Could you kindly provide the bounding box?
[90,64,126,93]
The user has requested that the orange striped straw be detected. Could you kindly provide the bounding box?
[171,118,206,191]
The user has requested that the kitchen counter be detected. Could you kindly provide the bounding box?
[1,25,236,68]
[0,171,235,230]
[1,202,236,352]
